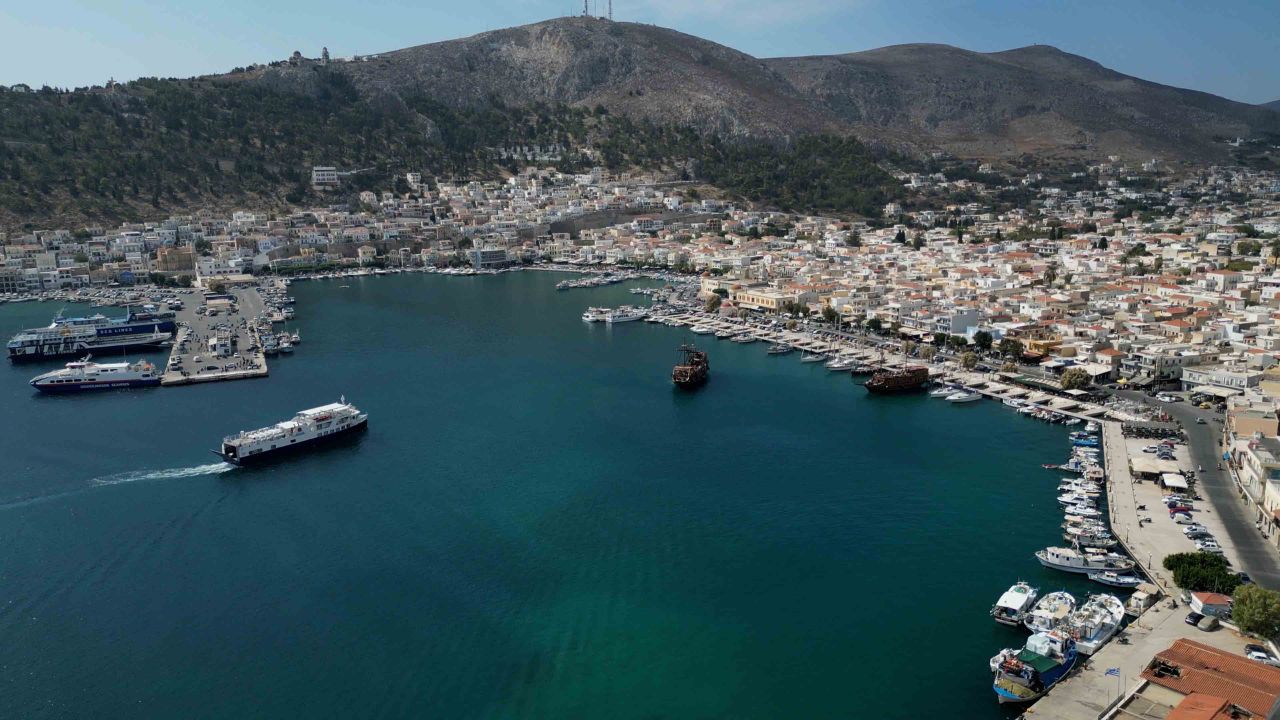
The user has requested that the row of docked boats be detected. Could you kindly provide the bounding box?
[987,421,1148,705]
[557,273,631,290]
[988,581,1135,703]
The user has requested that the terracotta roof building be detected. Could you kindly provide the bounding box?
[1138,639,1280,718]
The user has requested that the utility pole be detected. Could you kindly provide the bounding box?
[609,0,613,20]
[582,0,588,16]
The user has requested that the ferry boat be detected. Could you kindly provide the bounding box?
[1024,591,1076,633]
[1035,546,1135,575]
[864,366,930,394]
[8,306,176,361]
[991,582,1038,626]
[1067,594,1125,655]
[29,357,160,393]
[582,307,609,323]
[216,399,368,465]
[672,344,709,389]
[992,630,1078,704]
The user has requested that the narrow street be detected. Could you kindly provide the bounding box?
[1111,388,1280,589]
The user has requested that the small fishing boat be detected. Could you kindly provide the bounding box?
[1024,591,1076,633]
[991,582,1039,626]
[766,343,793,355]
[1088,571,1144,589]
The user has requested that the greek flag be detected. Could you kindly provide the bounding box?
[1104,668,1121,677]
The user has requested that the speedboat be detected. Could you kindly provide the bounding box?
[690,325,716,335]
[799,352,827,363]
[930,386,957,398]
[991,582,1039,626]
[731,334,757,344]
[1088,571,1143,589]
[946,391,982,403]
[825,356,853,371]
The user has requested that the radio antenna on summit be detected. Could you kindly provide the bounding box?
[582,0,588,16]
[609,0,613,20]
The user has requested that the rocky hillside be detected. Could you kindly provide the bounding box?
[1264,100,1280,112]
[766,43,1280,160]
[4,16,1278,229]
[251,19,1279,161]
[256,17,838,139]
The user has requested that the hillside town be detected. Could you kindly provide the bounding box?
[7,151,1280,718]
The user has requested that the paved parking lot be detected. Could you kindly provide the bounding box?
[161,286,268,385]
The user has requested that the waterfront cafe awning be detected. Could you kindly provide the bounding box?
[1191,385,1242,399]
[1131,456,1182,476]
[1161,473,1189,490]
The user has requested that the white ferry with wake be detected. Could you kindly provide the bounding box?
[216,399,368,465]
[30,357,161,393]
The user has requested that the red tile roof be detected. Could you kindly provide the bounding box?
[1141,639,1280,717]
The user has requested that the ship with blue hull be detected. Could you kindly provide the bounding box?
[30,358,161,393]
[7,306,177,361]
[992,630,1078,704]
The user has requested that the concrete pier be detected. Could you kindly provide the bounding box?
[160,285,270,386]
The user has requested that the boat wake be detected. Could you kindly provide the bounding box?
[0,463,233,511]
[89,462,234,487]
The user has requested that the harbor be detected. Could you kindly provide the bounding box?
[0,270,1112,718]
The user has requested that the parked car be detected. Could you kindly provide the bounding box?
[1238,572,1254,585]
[1196,417,1208,424]
[1168,505,1194,515]
[1185,611,1204,626]
[1173,513,1196,524]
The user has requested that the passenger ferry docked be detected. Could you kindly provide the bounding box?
[216,399,368,465]
[7,306,176,361]
[29,357,160,393]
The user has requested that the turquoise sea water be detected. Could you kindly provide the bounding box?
[0,272,1101,718]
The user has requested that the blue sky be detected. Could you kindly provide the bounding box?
[3,0,1278,104]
